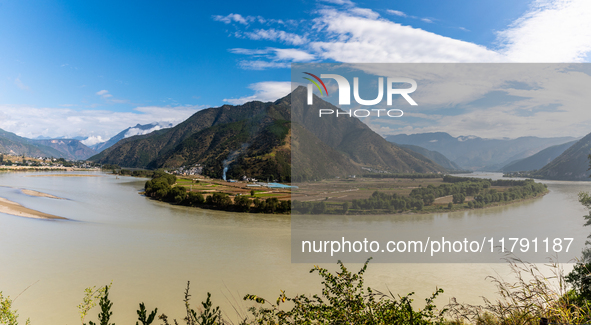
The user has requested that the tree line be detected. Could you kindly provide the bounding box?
[293,176,547,215]
[143,172,290,213]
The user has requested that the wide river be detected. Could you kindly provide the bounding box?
[0,171,590,324]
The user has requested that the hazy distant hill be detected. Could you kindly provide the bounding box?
[91,87,445,180]
[501,140,577,172]
[530,132,591,181]
[0,128,69,158]
[30,139,97,160]
[396,144,461,171]
[386,132,576,171]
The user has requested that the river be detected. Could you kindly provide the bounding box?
[0,171,589,323]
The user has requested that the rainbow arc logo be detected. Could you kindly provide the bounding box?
[303,72,328,96]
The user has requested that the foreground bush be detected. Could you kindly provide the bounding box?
[244,258,447,324]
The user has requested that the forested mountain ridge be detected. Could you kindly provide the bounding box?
[91,87,447,180]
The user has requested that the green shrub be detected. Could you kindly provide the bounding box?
[244,258,447,324]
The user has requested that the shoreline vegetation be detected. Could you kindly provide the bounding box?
[130,168,548,215]
[293,176,548,215]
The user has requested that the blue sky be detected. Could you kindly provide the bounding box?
[1,0,591,144]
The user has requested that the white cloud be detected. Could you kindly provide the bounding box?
[231,47,315,61]
[80,135,105,146]
[244,29,308,45]
[310,9,504,63]
[212,13,251,25]
[497,0,591,62]
[386,10,407,17]
[0,105,203,141]
[123,123,172,138]
[348,8,380,19]
[220,0,591,69]
[96,89,112,98]
[231,47,315,69]
[272,48,315,61]
[238,60,291,70]
[319,0,355,6]
[223,81,291,105]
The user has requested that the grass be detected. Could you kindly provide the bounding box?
[252,192,283,197]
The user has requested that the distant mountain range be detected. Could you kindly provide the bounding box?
[529,132,591,181]
[501,140,578,172]
[0,122,176,161]
[29,139,96,160]
[0,128,64,158]
[89,122,173,152]
[0,128,95,160]
[386,132,576,171]
[90,87,446,180]
[397,144,461,171]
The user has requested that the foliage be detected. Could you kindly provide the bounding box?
[294,177,547,215]
[159,282,222,325]
[244,258,447,324]
[86,285,114,325]
[78,284,111,324]
[136,303,157,325]
[0,292,30,325]
[144,176,290,213]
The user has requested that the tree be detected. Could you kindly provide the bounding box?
[452,193,465,204]
[234,195,251,212]
[186,192,205,206]
[250,189,255,197]
[168,186,187,204]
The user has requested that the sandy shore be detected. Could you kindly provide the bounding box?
[0,197,66,220]
[21,189,65,199]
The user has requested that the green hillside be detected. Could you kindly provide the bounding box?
[91,87,446,180]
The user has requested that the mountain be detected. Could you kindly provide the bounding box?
[29,139,97,160]
[385,132,576,171]
[529,132,591,181]
[289,87,445,176]
[91,87,445,180]
[395,144,461,171]
[0,129,64,158]
[89,122,173,152]
[0,128,97,160]
[501,140,577,172]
